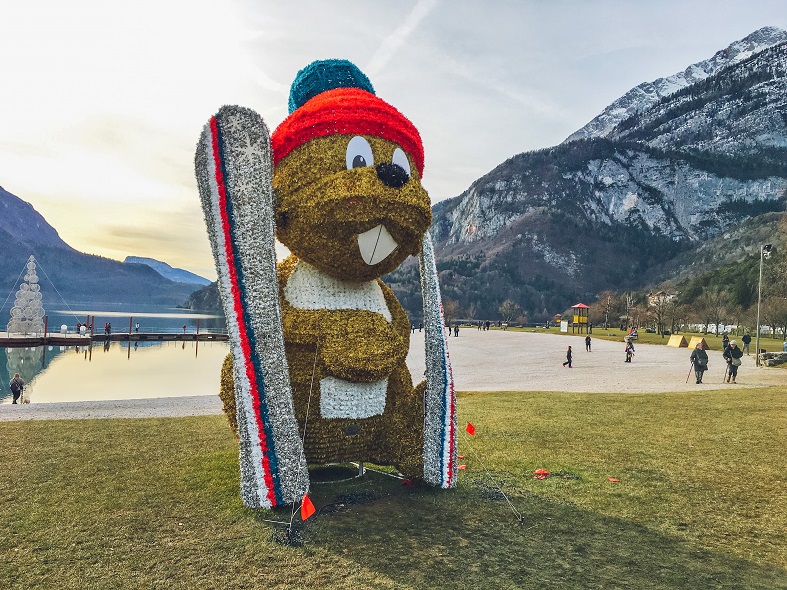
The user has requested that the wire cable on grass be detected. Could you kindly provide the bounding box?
[460,429,524,524]
[288,339,321,531]
[351,463,407,480]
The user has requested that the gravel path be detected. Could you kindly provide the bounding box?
[0,395,223,421]
[2,329,782,421]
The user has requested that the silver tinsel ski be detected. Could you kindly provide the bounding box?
[195,105,308,508]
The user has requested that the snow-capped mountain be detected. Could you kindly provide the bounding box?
[564,26,787,143]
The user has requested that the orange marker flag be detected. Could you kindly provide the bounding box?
[301,494,316,520]
[466,422,475,436]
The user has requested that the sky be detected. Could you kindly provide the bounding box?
[2,0,785,280]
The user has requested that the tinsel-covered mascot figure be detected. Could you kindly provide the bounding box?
[195,59,456,510]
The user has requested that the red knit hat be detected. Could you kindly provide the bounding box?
[271,87,425,177]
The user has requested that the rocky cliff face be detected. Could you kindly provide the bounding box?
[418,28,787,321]
[433,141,786,247]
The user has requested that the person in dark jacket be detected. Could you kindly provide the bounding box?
[689,343,709,384]
[9,373,24,404]
[585,335,592,352]
[741,332,751,355]
[562,345,572,368]
[723,340,744,383]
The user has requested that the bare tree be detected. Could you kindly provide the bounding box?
[648,291,675,337]
[693,292,715,334]
[707,286,731,335]
[589,290,618,328]
[443,298,460,326]
[499,299,522,323]
[466,302,478,321]
[762,298,787,341]
[669,302,689,334]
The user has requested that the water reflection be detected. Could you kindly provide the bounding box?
[0,341,229,404]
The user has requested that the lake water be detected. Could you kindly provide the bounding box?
[1,304,229,404]
[0,340,230,404]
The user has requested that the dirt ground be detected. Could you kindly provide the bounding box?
[406,328,785,393]
[2,328,783,421]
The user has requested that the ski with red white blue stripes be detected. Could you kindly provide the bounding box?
[419,233,457,488]
[194,105,308,509]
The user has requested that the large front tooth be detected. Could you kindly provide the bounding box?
[357,224,398,265]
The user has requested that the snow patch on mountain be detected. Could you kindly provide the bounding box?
[564,26,787,142]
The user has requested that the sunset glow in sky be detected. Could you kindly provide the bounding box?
[2,0,785,279]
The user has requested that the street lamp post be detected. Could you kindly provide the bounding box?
[755,243,772,367]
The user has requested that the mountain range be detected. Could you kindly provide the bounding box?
[123,256,210,286]
[394,26,787,321]
[0,186,203,308]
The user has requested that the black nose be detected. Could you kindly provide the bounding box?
[376,162,409,188]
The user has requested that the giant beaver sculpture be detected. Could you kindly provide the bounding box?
[195,59,456,509]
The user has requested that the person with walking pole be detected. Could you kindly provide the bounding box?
[723,340,743,383]
[689,342,708,384]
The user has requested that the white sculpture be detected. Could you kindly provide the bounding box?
[7,256,46,335]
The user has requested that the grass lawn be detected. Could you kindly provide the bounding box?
[2,387,786,589]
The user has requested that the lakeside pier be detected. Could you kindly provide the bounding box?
[0,331,228,348]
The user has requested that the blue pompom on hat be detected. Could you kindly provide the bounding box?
[288,59,375,113]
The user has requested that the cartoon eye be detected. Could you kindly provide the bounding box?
[346,136,374,170]
[391,148,411,178]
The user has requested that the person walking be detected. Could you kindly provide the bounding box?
[562,345,573,368]
[721,333,730,351]
[9,373,24,404]
[625,340,635,362]
[689,343,709,384]
[741,332,751,355]
[585,335,592,352]
[723,339,743,383]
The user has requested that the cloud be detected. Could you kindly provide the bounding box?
[366,0,440,76]
[81,203,216,277]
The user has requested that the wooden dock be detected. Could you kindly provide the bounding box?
[0,332,228,348]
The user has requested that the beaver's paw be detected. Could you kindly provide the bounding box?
[320,312,407,382]
[219,353,239,438]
